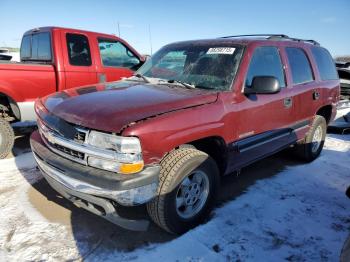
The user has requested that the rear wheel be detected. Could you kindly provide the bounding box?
[294,115,327,162]
[0,118,14,159]
[147,148,220,234]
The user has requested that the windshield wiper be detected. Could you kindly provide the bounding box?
[195,85,216,90]
[168,79,196,89]
[134,73,151,83]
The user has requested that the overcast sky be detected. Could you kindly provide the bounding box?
[1,0,349,56]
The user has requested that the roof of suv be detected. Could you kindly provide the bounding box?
[169,34,322,49]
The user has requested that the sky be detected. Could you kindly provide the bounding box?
[1,0,349,56]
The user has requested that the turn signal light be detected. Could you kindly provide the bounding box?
[119,162,144,174]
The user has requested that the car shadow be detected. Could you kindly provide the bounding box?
[12,133,346,259]
[11,125,37,157]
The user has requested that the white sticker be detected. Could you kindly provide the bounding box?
[206,47,235,55]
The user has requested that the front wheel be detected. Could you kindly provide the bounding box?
[147,148,220,234]
[0,118,14,159]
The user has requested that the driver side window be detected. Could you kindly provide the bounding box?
[245,46,286,88]
[98,38,140,69]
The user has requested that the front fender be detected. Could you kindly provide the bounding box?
[122,102,227,165]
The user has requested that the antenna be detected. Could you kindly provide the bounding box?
[117,22,121,37]
[148,24,153,55]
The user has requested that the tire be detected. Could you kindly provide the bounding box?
[0,118,14,159]
[294,115,327,162]
[147,148,220,234]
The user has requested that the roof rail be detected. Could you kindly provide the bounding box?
[220,34,320,46]
[221,34,289,39]
[285,37,320,46]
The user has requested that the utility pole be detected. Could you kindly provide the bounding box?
[148,24,153,55]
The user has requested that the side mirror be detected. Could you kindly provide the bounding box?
[244,76,281,95]
[142,55,151,62]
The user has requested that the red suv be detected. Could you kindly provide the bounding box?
[30,34,340,234]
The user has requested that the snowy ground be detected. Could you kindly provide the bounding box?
[0,134,349,261]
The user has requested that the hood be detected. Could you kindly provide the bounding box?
[42,81,218,133]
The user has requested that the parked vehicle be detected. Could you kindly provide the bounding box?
[0,48,12,61]
[0,27,144,158]
[328,62,350,132]
[30,34,339,234]
[336,62,350,100]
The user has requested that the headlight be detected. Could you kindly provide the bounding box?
[87,131,144,174]
[88,130,141,153]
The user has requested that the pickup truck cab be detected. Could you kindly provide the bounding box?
[30,35,339,234]
[0,26,144,158]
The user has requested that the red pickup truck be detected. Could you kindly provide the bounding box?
[0,27,144,158]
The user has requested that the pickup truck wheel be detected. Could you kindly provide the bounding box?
[295,115,326,162]
[0,118,14,159]
[147,148,219,234]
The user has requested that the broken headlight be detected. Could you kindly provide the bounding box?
[87,131,143,174]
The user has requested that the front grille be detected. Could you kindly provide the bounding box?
[54,143,85,160]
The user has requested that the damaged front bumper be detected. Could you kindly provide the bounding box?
[30,131,160,231]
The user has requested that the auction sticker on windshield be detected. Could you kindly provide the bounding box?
[207,47,235,55]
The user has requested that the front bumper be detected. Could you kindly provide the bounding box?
[30,131,160,231]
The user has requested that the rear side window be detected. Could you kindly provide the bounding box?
[31,33,51,60]
[66,33,92,66]
[98,38,140,69]
[246,46,286,88]
[20,35,31,59]
[20,32,52,61]
[286,48,313,84]
[311,47,338,80]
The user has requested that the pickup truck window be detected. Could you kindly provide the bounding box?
[311,47,338,80]
[245,47,285,88]
[20,32,52,61]
[98,39,140,69]
[286,47,314,84]
[66,33,92,66]
[137,44,244,91]
[21,35,31,58]
[32,33,51,60]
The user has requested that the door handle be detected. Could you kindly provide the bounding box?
[98,73,106,83]
[284,97,292,108]
[313,91,320,100]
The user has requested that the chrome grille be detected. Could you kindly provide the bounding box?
[54,143,85,160]
[37,117,119,166]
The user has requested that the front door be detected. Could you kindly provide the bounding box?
[228,46,297,171]
[96,38,142,82]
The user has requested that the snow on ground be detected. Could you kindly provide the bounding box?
[0,135,349,261]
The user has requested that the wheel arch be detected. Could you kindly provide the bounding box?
[183,136,228,175]
[315,104,333,124]
[0,92,21,121]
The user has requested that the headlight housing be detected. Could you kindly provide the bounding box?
[88,131,142,154]
[87,131,143,174]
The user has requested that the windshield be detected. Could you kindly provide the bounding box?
[136,43,244,91]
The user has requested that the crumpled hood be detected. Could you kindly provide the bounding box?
[42,81,218,133]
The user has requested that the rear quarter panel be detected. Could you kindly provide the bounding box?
[0,63,56,102]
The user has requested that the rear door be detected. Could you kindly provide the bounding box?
[284,47,320,128]
[62,32,97,89]
[96,38,142,83]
